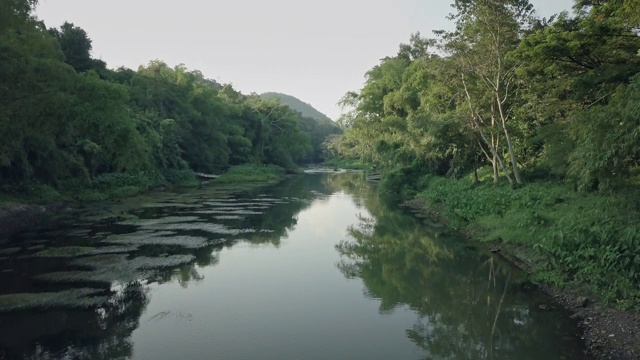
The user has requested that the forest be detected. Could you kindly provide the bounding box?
[3,0,640,309]
[0,0,340,201]
[330,0,640,308]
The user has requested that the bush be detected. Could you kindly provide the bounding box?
[380,162,433,198]
[162,169,198,187]
[25,183,65,203]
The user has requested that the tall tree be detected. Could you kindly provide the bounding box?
[437,0,535,184]
[49,22,102,73]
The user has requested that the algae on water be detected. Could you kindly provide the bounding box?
[33,246,137,258]
[0,247,21,256]
[145,222,257,235]
[0,288,109,312]
[117,216,203,226]
[37,254,196,285]
[103,235,209,249]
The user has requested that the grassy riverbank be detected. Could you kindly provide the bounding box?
[394,173,640,310]
[0,170,199,207]
[212,164,289,184]
[0,164,296,207]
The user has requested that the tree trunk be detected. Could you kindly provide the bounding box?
[492,154,499,183]
[462,75,513,184]
[504,127,522,184]
[495,91,523,184]
[473,157,480,184]
[491,133,499,183]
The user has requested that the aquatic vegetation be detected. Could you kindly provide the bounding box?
[102,231,176,243]
[0,288,109,312]
[0,247,21,256]
[214,215,244,220]
[104,235,209,249]
[141,203,202,208]
[33,246,137,258]
[192,210,264,215]
[75,254,196,270]
[146,222,257,235]
[37,269,154,284]
[201,207,252,212]
[117,216,204,226]
[37,254,196,285]
[203,202,263,207]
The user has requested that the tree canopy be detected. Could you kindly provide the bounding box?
[332,0,640,192]
[0,1,336,192]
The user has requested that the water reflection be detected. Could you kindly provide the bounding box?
[334,175,585,360]
[0,282,147,359]
[0,173,586,360]
[0,176,330,359]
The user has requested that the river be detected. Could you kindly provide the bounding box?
[0,173,587,359]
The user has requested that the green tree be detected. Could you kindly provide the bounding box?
[49,22,106,74]
[437,0,536,184]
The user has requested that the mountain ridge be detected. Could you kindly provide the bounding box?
[260,92,333,123]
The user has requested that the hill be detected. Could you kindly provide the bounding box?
[260,92,333,123]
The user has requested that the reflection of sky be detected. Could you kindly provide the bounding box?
[0,174,585,359]
[298,191,372,239]
[131,188,423,360]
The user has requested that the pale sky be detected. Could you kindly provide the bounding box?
[35,0,574,120]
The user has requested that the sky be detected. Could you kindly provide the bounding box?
[35,0,574,120]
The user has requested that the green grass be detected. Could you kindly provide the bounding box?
[414,175,640,309]
[213,164,286,184]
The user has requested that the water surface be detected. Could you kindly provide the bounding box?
[0,173,587,359]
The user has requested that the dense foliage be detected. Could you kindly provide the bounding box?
[332,0,640,308]
[260,92,342,163]
[334,0,640,190]
[0,1,337,199]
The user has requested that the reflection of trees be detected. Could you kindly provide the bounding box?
[0,175,343,359]
[0,282,148,359]
[238,174,334,247]
[335,175,574,360]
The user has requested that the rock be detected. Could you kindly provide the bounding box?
[489,246,501,253]
[576,296,589,308]
[520,281,535,291]
[538,304,553,311]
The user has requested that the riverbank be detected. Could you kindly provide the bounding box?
[0,165,292,241]
[401,177,640,360]
[212,164,291,184]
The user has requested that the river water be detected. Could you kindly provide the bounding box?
[0,173,587,359]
